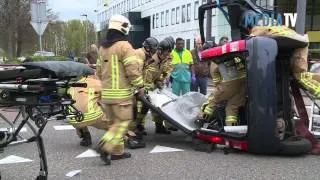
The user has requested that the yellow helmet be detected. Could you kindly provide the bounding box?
[108,14,132,35]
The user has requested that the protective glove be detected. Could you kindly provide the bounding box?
[192,74,196,84]
[199,103,214,121]
[135,88,145,97]
[165,78,171,88]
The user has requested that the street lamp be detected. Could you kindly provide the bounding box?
[81,14,88,52]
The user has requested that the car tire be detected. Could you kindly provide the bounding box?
[279,136,312,156]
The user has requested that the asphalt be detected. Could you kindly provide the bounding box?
[1,108,320,180]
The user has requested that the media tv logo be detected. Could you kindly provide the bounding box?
[244,13,298,28]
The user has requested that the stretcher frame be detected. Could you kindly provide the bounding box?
[0,62,92,180]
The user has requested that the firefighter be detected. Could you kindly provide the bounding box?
[198,54,247,126]
[237,10,320,99]
[130,37,159,136]
[68,75,106,147]
[136,37,159,62]
[134,38,174,137]
[96,14,145,165]
[249,25,320,99]
[197,37,246,126]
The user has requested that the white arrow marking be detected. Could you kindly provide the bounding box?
[76,149,100,158]
[149,145,184,153]
[53,125,75,131]
[66,170,82,177]
[0,155,33,164]
[0,127,27,133]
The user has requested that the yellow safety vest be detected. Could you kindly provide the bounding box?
[171,49,193,65]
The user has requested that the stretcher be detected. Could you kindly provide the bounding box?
[0,61,94,180]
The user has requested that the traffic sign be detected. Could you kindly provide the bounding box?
[30,22,48,36]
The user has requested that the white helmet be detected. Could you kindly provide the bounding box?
[108,14,132,35]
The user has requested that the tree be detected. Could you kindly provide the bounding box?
[62,20,96,57]
[0,0,96,59]
[0,0,38,59]
[0,0,58,59]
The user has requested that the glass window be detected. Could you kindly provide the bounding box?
[176,7,180,24]
[166,10,169,26]
[171,8,176,25]
[186,39,190,50]
[152,14,155,29]
[182,5,186,23]
[127,0,129,11]
[156,13,159,28]
[161,11,164,27]
[187,3,191,22]
[117,4,120,14]
[194,1,199,20]
[121,2,123,13]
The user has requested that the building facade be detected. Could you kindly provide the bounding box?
[96,0,273,49]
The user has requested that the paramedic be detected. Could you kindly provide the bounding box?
[171,38,194,96]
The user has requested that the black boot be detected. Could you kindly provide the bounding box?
[94,145,111,165]
[137,124,147,135]
[155,123,171,134]
[100,151,111,165]
[80,132,92,147]
[110,152,131,160]
[126,136,146,149]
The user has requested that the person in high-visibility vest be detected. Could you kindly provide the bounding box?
[97,14,145,165]
[171,38,194,96]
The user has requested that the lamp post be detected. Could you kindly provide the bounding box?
[81,14,88,52]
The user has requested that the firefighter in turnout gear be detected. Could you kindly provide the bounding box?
[96,14,145,165]
[68,75,106,147]
[130,37,159,137]
[136,37,159,62]
[238,10,320,99]
[249,26,320,98]
[134,38,174,137]
[198,37,246,126]
[198,57,247,126]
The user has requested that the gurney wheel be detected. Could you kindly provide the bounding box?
[0,90,10,99]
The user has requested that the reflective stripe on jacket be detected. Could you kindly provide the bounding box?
[68,76,103,123]
[98,41,144,104]
[143,52,173,90]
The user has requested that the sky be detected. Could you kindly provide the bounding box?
[48,0,97,22]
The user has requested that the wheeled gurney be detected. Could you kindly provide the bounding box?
[0,61,94,180]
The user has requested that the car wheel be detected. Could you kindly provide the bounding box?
[279,136,312,156]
